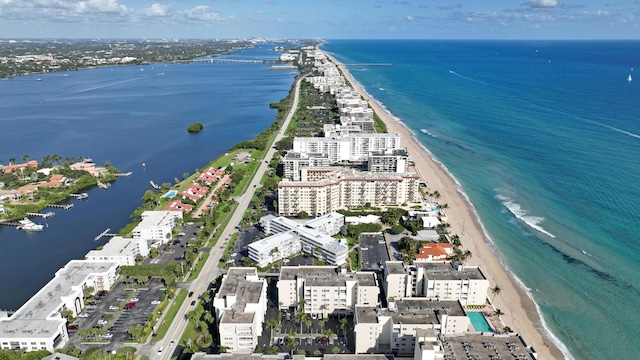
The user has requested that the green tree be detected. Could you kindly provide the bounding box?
[332,346,341,354]
[491,285,502,302]
[298,210,308,219]
[390,224,405,235]
[313,349,322,356]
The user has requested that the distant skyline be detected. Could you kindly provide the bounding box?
[1,0,639,40]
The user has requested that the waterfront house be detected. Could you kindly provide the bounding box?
[163,200,194,214]
[2,160,38,174]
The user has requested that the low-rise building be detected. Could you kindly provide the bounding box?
[249,213,348,267]
[277,266,379,317]
[0,260,119,352]
[413,330,535,360]
[213,268,267,352]
[132,210,182,245]
[368,149,410,173]
[414,243,454,262]
[163,200,193,213]
[383,261,489,306]
[354,299,470,355]
[85,236,150,266]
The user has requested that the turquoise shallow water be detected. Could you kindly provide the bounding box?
[323,40,640,359]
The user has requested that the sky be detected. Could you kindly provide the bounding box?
[0,0,638,40]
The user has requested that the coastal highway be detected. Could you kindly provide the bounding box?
[148,75,303,359]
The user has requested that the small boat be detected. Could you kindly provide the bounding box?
[627,74,633,83]
[18,218,44,231]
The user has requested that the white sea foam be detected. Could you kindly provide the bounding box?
[420,128,438,138]
[496,195,556,238]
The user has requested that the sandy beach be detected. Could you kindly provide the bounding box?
[324,51,565,359]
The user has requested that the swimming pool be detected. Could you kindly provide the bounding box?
[468,312,492,332]
[163,190,178,198]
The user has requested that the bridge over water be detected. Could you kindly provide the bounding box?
[174,58,282,64]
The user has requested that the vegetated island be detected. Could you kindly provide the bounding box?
[0,155,122,221]
[187,122,204,133]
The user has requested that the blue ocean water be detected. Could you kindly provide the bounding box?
[0,43,296,310]
[323,40,640,359]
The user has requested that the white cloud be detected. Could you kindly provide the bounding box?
[75,0,127,15]
[405,15,414,21]
[144,3,170,17]
[184,5,225,23]
[527,0,558,8]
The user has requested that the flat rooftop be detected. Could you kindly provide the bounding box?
[280,266,374,287]
[0,260,118,339]
[85,236,140,257]
[356,299,465,325]
[415,262,487,281]
[216,268,265,324]
[443,333,532,359]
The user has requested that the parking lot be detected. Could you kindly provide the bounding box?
[359,233,391,271]
[227,225,260,267]
[147,223,198,266]
[68,277,167,350]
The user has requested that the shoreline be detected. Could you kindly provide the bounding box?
[322,50,567,359]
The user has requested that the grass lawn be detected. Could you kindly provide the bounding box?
[179,318,201,347]
[151,289,187,343]
[187,253,209,281]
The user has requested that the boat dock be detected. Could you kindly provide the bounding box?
[94,228,116,241]
[97,181,110,189]
[48,203,74,210]
[114,171,132,177]
[149,180,161,190]
[69,193,89,200]
[26,212,55,219]
[0,221,20,227]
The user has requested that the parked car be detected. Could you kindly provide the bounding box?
[116,298,126,302]
[102,333,113,339]
[131,297,139,302]
[108,306,118,310]
[97,320,108,325]
[78,312,90,318]
[124,302,135,309]
[151,300,161,305]
[68,325,79,331]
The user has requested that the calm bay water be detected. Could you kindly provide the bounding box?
[323,40,640,360]
[0,43,296,310]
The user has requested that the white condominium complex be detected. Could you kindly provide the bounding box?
[132,210,183,245]
[368,149,410,173]
[213,268,267,352]
[277,266,379,317]
[293,133,401,163]
[277,167,420,217]
[248,213,348,267]
[0,260,120,352]
[383,261,489,306]
[282,152,331,181]
[354,298,471,355]
[85,236,149,266]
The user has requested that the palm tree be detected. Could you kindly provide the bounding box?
[491,285,502,303]
[266,318,279,344]
[495,308,504,317]
[22,154,29,163]
[296,311,307,334]
[339,317,348,337]
[318,318,327,333]
[432,190,441,203]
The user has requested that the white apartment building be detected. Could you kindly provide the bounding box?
[383,261,489,306]
[213,268,267,352]
[354,299,470,355]
[0,260,119,352]
[278,168,420,217]
[282,152,331,181]
[292,133,400,163]
[277,266,379,317]
[249,213,348,267]
[85,236,149,266]
[368,149,410,173]
[132,210,182,245]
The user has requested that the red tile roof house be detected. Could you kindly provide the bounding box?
[414,243,454,262]
[3,160,38,174]
[197,168,225,185]
[179,183,209,202]
[39,174,67,188]
[163,200,194,213]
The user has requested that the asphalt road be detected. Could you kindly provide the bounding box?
[147,75,304,360]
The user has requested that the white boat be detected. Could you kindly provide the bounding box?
[627,74,632,83]
[18,218,44,231]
